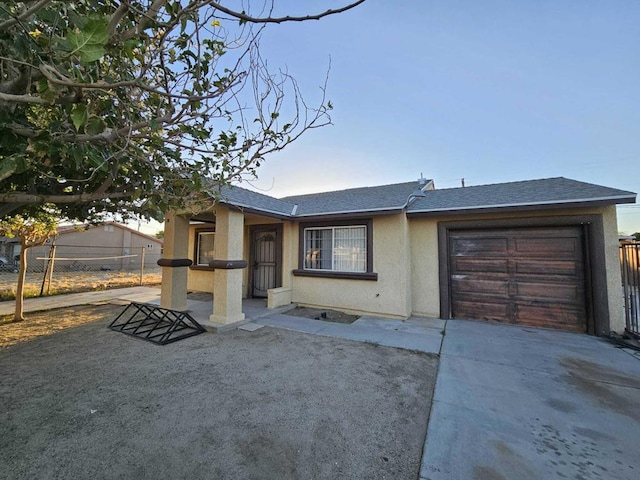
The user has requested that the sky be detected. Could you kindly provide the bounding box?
[140,0,640,234]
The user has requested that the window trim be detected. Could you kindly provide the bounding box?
[191,227,216,270]
[293,218,377,280]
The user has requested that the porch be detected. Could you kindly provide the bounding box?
[172,293,295,332]
[159,206,293,330]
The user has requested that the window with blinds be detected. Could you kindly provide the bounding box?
[304,225,366,272]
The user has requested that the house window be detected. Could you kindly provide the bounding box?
[196,231,215,266]
[294,219,376,280]
[304,226,366,272]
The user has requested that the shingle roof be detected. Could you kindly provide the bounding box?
[218,185,296,217]
[407,177,636,214]
[281,181,433,216]
[214,177,635,218]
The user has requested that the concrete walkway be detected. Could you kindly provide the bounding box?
[419,319,640,480]
[0,286,162,316]
[256,314,444,354]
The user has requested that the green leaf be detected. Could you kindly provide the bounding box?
[70,105,89,131]
[59,17,108,63]
[0,155,28,179]
[36,79,56,103]
[86,117,105,135]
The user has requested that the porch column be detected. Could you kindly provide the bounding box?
[160,212,190,311]
[210,206,245,325]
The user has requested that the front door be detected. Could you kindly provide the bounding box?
[251,226,282,298]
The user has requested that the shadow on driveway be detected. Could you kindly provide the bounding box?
[0,307,438,480]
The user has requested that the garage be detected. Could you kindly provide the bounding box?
[448,226,588,332]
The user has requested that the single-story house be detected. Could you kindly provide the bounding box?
[159,177,636,336]
[28,222,163,272]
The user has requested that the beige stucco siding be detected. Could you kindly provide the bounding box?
[186,225,214,292]
[281,222,296,289]
[290,215,412,318]
[408,206,624,331]
[409,216,441,317]
[602,206,625,332]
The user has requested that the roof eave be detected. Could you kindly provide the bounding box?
[406,195,637,218]
[220,201,294,220]
[293,206,404,221]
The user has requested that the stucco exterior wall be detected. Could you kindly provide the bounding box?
[186,224,214,293]
[281,222,297,289]
[290,215,412,318]
[602,206,625,332]
[409,216,441,317]
[408,205,625,331]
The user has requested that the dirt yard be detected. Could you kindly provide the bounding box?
[0,304,438,480]
[0,304,119,348]
[0,269,162,302]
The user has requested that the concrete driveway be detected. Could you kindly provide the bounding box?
[420,320,640,480]
[0,306,437,480]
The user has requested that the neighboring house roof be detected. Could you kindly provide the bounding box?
[407,177,636,215]
[213,177,635,219]
[56,221,163,244]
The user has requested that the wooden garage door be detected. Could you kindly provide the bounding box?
[449,227,588,332]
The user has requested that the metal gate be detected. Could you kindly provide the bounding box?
[620,243,640,336]
[252,231,276,297]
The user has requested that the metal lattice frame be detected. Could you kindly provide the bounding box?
[109,302,206,345]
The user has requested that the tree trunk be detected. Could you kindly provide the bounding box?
[14,240,28,321]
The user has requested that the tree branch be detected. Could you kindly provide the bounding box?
[0,0,52,31]
[210,0,367,24]
[0,190,134,204]
[0,91,49,105]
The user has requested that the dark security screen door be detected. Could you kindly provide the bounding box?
[252,230,277,297]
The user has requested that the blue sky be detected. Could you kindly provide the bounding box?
[224,0,640,233]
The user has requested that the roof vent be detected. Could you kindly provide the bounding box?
[418,173,427,186]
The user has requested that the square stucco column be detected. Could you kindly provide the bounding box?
[160,212,190,311]
[210,207,245,325]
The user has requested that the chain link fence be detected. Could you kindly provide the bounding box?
[0,244,163,300]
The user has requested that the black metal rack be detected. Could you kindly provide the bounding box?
[109,302,206,345]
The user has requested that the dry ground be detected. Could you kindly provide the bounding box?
[0,304,117,348]
[0,304,438,480]
[0,270,162,302]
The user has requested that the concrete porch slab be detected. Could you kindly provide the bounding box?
[238,323,265,332]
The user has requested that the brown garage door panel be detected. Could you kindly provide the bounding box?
[515,260,581,276]
[451,237,508,255]
[452,257,509,273]
[453,300,509,321]
[451,276,508,295]
[448,226,588,331]
[514,237,581,257]
[515,282,583,302]
[515,304,584,332]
